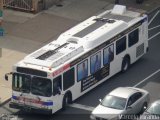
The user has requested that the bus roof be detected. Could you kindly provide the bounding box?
[17,5,147,71]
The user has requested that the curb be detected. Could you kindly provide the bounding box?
[0,98,11,107]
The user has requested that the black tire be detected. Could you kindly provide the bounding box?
[136,0,144,4]
[140,102,147,114]
[62,93,72,109]
[121,56,130,72]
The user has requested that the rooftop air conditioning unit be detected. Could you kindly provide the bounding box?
[111,5,126,15]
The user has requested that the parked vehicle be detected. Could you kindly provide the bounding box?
[90,87,150,120]
[140,100,160,120]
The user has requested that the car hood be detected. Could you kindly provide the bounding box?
[92,104,124,119]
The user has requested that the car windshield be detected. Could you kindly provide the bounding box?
[101,95,127,110]
[147,102,160,115]
[12,73,31,93]
[31,77,52,97]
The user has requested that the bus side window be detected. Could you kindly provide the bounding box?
[116,36,126,55]
[77,60,88,82]
[128,29,139,47]
[53,76,62,96]
[63,68,75,91]
[103,44,114,65]
[90,52,101,74]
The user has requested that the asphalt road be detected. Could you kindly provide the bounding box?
[0,7,160,120]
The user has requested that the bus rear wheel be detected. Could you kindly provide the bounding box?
[121,56,130,72]
[62,92,72,109]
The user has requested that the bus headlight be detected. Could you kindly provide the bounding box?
[11,98,17,103]
[41,105,49,109]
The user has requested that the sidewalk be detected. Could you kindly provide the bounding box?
[0,0,160,106]
[0,44,26,105]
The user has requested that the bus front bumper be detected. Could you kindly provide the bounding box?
[9,102,52,114]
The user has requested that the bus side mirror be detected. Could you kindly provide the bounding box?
[58,88,62,95]
[58,91,61,95]
[4,72,12,81]
[5,74,8,81]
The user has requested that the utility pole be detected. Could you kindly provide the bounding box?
[0,0,3,36]
[0,0,3,57]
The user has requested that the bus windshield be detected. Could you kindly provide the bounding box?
[31,77,52,97]
[13,73,31,93]
[12,73,52,97]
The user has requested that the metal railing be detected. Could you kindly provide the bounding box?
[3,0,34,12]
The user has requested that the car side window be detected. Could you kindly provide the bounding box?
[127,92,143,106]
[127,96,134,106]
[134,92,143,100]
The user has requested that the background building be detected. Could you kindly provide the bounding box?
[3,0,62,13]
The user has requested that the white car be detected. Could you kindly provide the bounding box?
[140,100,160,120]
[91,87,150,120]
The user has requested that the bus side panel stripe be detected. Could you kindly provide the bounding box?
[12,95,53,106]
[42,102,53,106]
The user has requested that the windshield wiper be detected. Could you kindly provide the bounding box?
[31,89,45,96]
[101,104,117,109]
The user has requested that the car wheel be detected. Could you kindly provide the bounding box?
[140,102,147,114]
[121,56,130,72]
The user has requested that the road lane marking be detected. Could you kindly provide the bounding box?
[134,69,160,87]
[148,10,160,26]
[149,31,160,41]
[148,10,160,41]
[149,24,160,31]
[68,103,95,111]
[69,69,160,111]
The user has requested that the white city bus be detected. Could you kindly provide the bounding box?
[5,5,148,114]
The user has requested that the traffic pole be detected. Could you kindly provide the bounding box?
[0,0,4,37]
[0,0,3,58]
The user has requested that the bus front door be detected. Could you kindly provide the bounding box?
[52,75,63,113]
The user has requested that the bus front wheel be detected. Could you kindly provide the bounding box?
[62,92,72,109]
[121,56,130,72]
